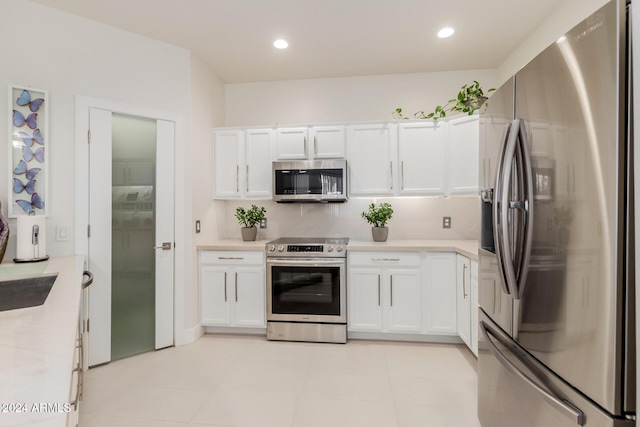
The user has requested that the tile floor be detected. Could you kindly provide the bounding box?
[79,335,480,427]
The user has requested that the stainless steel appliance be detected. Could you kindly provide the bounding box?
[272,160,347,203]
[266,237,348,343]
[478,1,635,426]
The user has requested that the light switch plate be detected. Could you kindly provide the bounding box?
[260,218,267,229]
[195,220,201,233]
[56,225,70,241]
[443,217,451,229]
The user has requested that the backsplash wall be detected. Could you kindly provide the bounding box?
[217,196,479,241]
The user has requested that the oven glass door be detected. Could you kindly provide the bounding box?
[267,258,346,323]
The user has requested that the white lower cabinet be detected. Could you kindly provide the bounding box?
[456,254,479,355]
[348,253,422,333]
[423,253,457,335]
[200,251,265,328]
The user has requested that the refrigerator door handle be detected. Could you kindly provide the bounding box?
[493,122,514,295]
[514,119,534,299]
[496,120,520,297]
[480,320,585,425]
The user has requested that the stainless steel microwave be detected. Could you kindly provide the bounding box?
[272,160,347,203]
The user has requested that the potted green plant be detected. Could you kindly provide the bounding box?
[393,81,495,120]
[361,202,393,242]
[234,204,266,241]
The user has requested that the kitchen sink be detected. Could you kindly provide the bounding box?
[0,273,58,312]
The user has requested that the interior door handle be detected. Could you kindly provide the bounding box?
[154,242,172,250]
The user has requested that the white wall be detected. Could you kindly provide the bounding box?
[189,54,225,335]
[0,0,191,260]
[225,69,498,126]
[497,0,610,84]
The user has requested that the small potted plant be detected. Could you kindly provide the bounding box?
[234,204,266,241]
[361,202,393,242]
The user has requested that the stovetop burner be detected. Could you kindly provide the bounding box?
[266,237,349,257]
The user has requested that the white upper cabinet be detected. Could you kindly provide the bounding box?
[244,129,274,198]
[309,125,346,159]
[347,123,397,196]
[213,128,274,199]
[397,121,447,195]
[276,125,346,160]
[213,130,242,199]
[275,127,308,160]
[448,115,479,195]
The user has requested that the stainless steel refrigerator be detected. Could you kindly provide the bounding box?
[477,0,635,426]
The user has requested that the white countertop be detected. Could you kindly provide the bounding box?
[198,239,478,259]
[347,239,479,260]
[0,255,84,427]
[197,239,269,251]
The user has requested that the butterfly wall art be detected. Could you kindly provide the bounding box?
[9,86,48,217]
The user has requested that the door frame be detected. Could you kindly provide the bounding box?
[74,95,190,354]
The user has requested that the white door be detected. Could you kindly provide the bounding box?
[88,108,175,367]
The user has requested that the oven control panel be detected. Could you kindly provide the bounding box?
[266,240,347,257]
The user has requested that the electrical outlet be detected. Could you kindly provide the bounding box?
[443,216,451,229]
[260,218,267,229]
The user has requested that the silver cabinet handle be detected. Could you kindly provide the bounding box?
[389,161,393,190]
[218,257,245,260]
[224,272,227,302]
[401,160,405,190]
[390,275,393,306]
[304,136,308,158]
[235,272,238,302]
[371,258,400,262]
[314,136,318,157]
[246,165,249,192]
[480,321,585,425]
[236,165,239,192]
[154,242,172,250]
[463,264,468,298]
[377,274,381,306]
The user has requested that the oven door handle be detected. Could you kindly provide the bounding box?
[267,258,345,266]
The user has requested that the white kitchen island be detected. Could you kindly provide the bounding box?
[0,255,84,427]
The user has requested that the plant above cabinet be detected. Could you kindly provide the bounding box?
[393,81,495,120]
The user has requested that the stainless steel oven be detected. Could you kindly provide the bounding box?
[266,237,348,343]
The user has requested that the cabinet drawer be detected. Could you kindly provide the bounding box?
[200,251,264,265]
[349,252,421,267]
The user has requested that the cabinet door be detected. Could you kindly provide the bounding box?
[448,115,479,195]
[232,266,266,327]
[424,253,457,334]
[348,124,396,196]
[112,162,127,186]
[245,128,274,198]
[470,260,479,356]
[456,255,471,346]
[386,269,422,332]
[127,161,154,185]
[276,127,308,160]
[348,268,384,331]
[200,266,231,326]
[398,122,446,195]
[309,126,345,159]
[213,130,242,198]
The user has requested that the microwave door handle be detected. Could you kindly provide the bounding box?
[480,321,585,425]
[493,122,513,295]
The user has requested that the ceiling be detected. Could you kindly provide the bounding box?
[29,0,564,83]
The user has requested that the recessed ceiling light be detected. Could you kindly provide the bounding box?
[437,27,455,39]
[273,39,289,49]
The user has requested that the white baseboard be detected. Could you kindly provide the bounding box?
[175,324,204,346]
